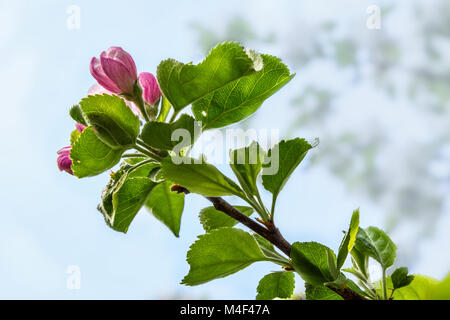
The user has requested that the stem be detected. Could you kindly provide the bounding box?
[169,110,180,123]
[136,139,165,157]
[134,145,162,161]
[270,196,277,221]
[381,267,388,300]
[122,153,147,158]
[243,195,269,221]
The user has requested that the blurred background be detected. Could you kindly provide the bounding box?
[0,0,449,299]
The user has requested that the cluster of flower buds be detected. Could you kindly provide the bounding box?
[57,47,162,175]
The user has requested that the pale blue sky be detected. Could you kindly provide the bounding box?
[0,0,448,299]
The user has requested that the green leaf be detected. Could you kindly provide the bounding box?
[193,54,294,129]
[145,181,185,237]
[181,228,267,286]
[349,246,369,279]
[161,157,245,197]
[391,267,415,290]
[79,94,140,149]
[156,96,171,122]
[337,209,360,270]
[70,129,81,145]
[354,226,397,270]
[305,284,343,300]
[290,242,336,286]
[157,42,263,112]
[110,177,157,233]
[141,114,199,151]
[256,271,295,300]
[98,161,159,233]
[375,275,441,300]
[229,141,265,197]
[69,104,87,125]
[70,127,124,178]
[199,206,253,232]
[262,138,313,217]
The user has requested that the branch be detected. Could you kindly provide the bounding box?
[171,185,365,300]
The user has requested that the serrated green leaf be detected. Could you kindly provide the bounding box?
[256,271,295,300]
[98,160,158,233]
[193,54,294,129]
[181,228,267,286]
[291,242,336,286]
[305,284,343,300]
[157,42,263,112]
[69,104,87,125]
[199,205,253,232]
[391,267,415,290]
[110,177,157,233]
[141,114,198,151]
[262,138,313,217]
[146,181,185,237]
[70,127,124,178]
[229,141,265,197]
[79,94,140,149]
[354,226,397,269]
[161,157,245,197]
[337,209,360,270]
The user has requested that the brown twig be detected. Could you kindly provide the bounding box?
[171,184,365,300]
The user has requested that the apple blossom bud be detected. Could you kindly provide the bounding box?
[89,47,138,95]
[57,146,73,175]
[139,72,161,106]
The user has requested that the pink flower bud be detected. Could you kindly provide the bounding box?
[75,122,86,133]
[89,47,138,95]
[57,146,73,175]
[139,72,161,106]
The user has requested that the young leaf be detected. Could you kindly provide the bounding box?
[110,177,157,233]
[161,157,245,197]
[156,96,171,122]
[193,54,294,129]
[354,226,397,270]
[181,228,267,286]
[256,271,295,300]
[141,114,198,151]
[145,181,185,237]
[199,206,253,232]
[391,267,415,290]
[70,127,124,178]
[98,161,159,233]
[69,104,87,125]
[349,246,369,279]
[262,138,313,217]
[336,209,360,270]
[229,142,265,197]
[79,94,140,149]
[305,284,344,300]
[290,242,336,286]
[157,42,263,112]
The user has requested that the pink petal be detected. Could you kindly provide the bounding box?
[104,47,137,78]
[100,53,137,94]
[139,72,161,106]
[89,57,121,94]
